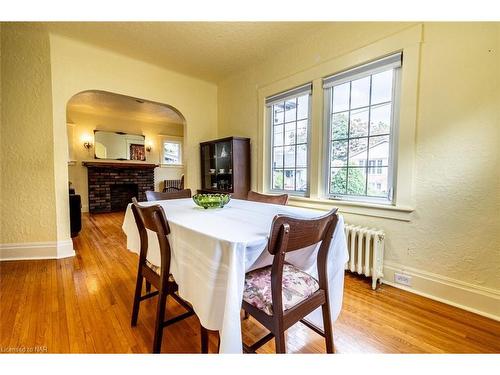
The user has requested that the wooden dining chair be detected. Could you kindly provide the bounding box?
[130,197,204,353]
[145,188,191,201]
[241,209,339,354]
[247,190,289,205]
[242,191,289,320]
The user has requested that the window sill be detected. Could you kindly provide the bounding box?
[288,196,414,222]
[159,164,184,168]
[268,189,308,198]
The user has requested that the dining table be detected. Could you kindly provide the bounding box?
[122,197,349,353]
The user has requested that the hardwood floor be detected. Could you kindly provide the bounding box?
[1,212,499,353]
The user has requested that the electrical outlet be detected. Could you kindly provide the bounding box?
[394,272,412,286]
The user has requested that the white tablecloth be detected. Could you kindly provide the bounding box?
[122,198,348,353]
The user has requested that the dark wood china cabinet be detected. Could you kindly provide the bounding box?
[198,137,250,199]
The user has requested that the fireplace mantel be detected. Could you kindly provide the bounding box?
[82,161,158,169]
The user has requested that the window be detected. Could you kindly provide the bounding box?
[368,160,376,174]
[324,53,401,203]
[161,137,183,166]
[266,84,311,195]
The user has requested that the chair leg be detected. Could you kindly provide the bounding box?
[131,274,144,326]
[145,281,151,293]
[152,288,168,353]
[201,326,209,353]
[321,302,335,353]
[274,331,286,354]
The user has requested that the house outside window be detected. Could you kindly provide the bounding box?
[266,84,312,195]
[323,52,402,204]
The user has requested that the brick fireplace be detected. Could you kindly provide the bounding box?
[110,183,139,211]
[83,162,157,213]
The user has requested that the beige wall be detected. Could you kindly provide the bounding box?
[218,22,500,317]
[1,25,218,258]
[1,23,57,244]
[68,110,185,211]
[49,33,218,244]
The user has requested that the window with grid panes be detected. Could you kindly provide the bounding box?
[324,53,402,203]
[266,84,311,195]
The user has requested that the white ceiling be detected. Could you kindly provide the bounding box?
[47,22,330,83]
[67,90,184,125]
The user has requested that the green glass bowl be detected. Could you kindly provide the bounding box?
[192,193,231,209]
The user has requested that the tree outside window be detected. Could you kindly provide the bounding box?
[328,65,397,201]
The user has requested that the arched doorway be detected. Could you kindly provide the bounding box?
[66,90,186,213]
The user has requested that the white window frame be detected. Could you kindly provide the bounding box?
[160,135,183,167]
[257,25,422,220]
[266,84,312,196]
[323,53,402,205]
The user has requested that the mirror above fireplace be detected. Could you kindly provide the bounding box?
[94,130,146,161]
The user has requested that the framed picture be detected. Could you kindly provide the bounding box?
[130,144,146,161]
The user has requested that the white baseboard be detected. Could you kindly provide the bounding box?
[0,240,76,261]
[57,239,76,259]
[382,261,500,322]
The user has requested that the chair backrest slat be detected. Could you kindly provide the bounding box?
[131,197,170,235]
[146,189,191,201]
[247,190,288,206]
[131,198,173,291]
[267,209,338,254]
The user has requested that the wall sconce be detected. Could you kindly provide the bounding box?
[145,141,153,152]
[82,134,93,150]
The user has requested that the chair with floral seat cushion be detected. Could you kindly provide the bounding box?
[241,190,289,321]
[130,197,207,353]
[241,209,339,354]
[243,263,319,316]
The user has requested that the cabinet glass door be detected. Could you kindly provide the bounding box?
[215,141,233,192]
[201,143,216,190]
